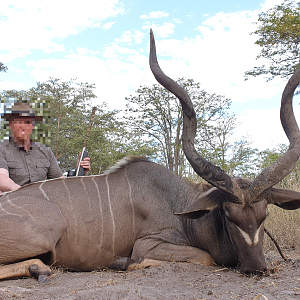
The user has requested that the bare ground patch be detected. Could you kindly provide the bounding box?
[0,249,298,300]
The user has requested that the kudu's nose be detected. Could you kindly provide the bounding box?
[239,261,267,274]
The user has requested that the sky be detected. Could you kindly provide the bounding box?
[0,0,299,151]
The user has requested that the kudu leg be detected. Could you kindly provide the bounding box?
[129,239,216,270]
[0,197,67,283]
[110,257,166,271]
[0,259,52,283]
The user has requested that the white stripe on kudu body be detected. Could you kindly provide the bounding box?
[62,180,78,242]
[105,175,116,259]
[0,195,35,221]
[80,177,92,212]
[236,223,263,246]
[39,182,50,201]
[0,202,20,218]
[91,176,104,250]
[7,199,35,221]
[124,168,136,245]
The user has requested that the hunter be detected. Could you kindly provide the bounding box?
[0,102,90,193]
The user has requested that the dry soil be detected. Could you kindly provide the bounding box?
[0,249,299,300]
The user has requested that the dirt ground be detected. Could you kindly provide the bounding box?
[0,249,299,300]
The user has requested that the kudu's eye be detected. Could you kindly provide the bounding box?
[224,211,232,222]
[225,216,231,222]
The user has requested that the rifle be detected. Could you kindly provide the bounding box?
[67,106,97,177]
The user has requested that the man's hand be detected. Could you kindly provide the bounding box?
[80,157,91,175]
[0,168,21,193]
[77,153,91,175]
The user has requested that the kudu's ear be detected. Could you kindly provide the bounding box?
[268,187,300,210]
[175,188,223,219]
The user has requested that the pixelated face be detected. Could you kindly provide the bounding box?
[9,117,35,141]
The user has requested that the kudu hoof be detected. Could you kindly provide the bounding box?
[28,264,52,283]
[109,257,135,271]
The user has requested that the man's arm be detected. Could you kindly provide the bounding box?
[46,150,63,179]
[0,168,21,193]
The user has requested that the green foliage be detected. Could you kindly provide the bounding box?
[125,79,184,175]
[0,63,7,73]
[1,76,260,178]
[1,78,155,174]
[79,107,156,175]
[33,78,97,161]
[259,144,300,188]
[225,137,259,178]
[245,0,300,81]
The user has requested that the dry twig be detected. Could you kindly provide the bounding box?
[264,227,288,261]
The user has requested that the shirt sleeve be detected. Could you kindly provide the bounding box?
[47,149,63,179]
[0,143,8,171]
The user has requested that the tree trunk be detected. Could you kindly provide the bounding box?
[55,116,60,160]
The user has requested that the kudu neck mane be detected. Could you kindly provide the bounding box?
[103,156,150,175]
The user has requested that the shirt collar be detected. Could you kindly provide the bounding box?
[9,137,33,151]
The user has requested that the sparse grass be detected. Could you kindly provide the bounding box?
[264,205,300,251]
[264,180,300,251]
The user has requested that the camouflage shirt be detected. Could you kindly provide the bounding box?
[0,139,63,186]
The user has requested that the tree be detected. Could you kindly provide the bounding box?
[245,0,300,81]
[0,63,7,73]
[259,144,300,189]
[87,111,156,174]
[1,78,96,160]
[1,78,155,174]
[195,113,236,174]
[32,78,96,160]
[227,137,259,178]
[125,78,241,177]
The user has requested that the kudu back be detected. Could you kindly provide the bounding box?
[0,30,299,282]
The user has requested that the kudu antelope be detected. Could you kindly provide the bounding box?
[0,31,299,283]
